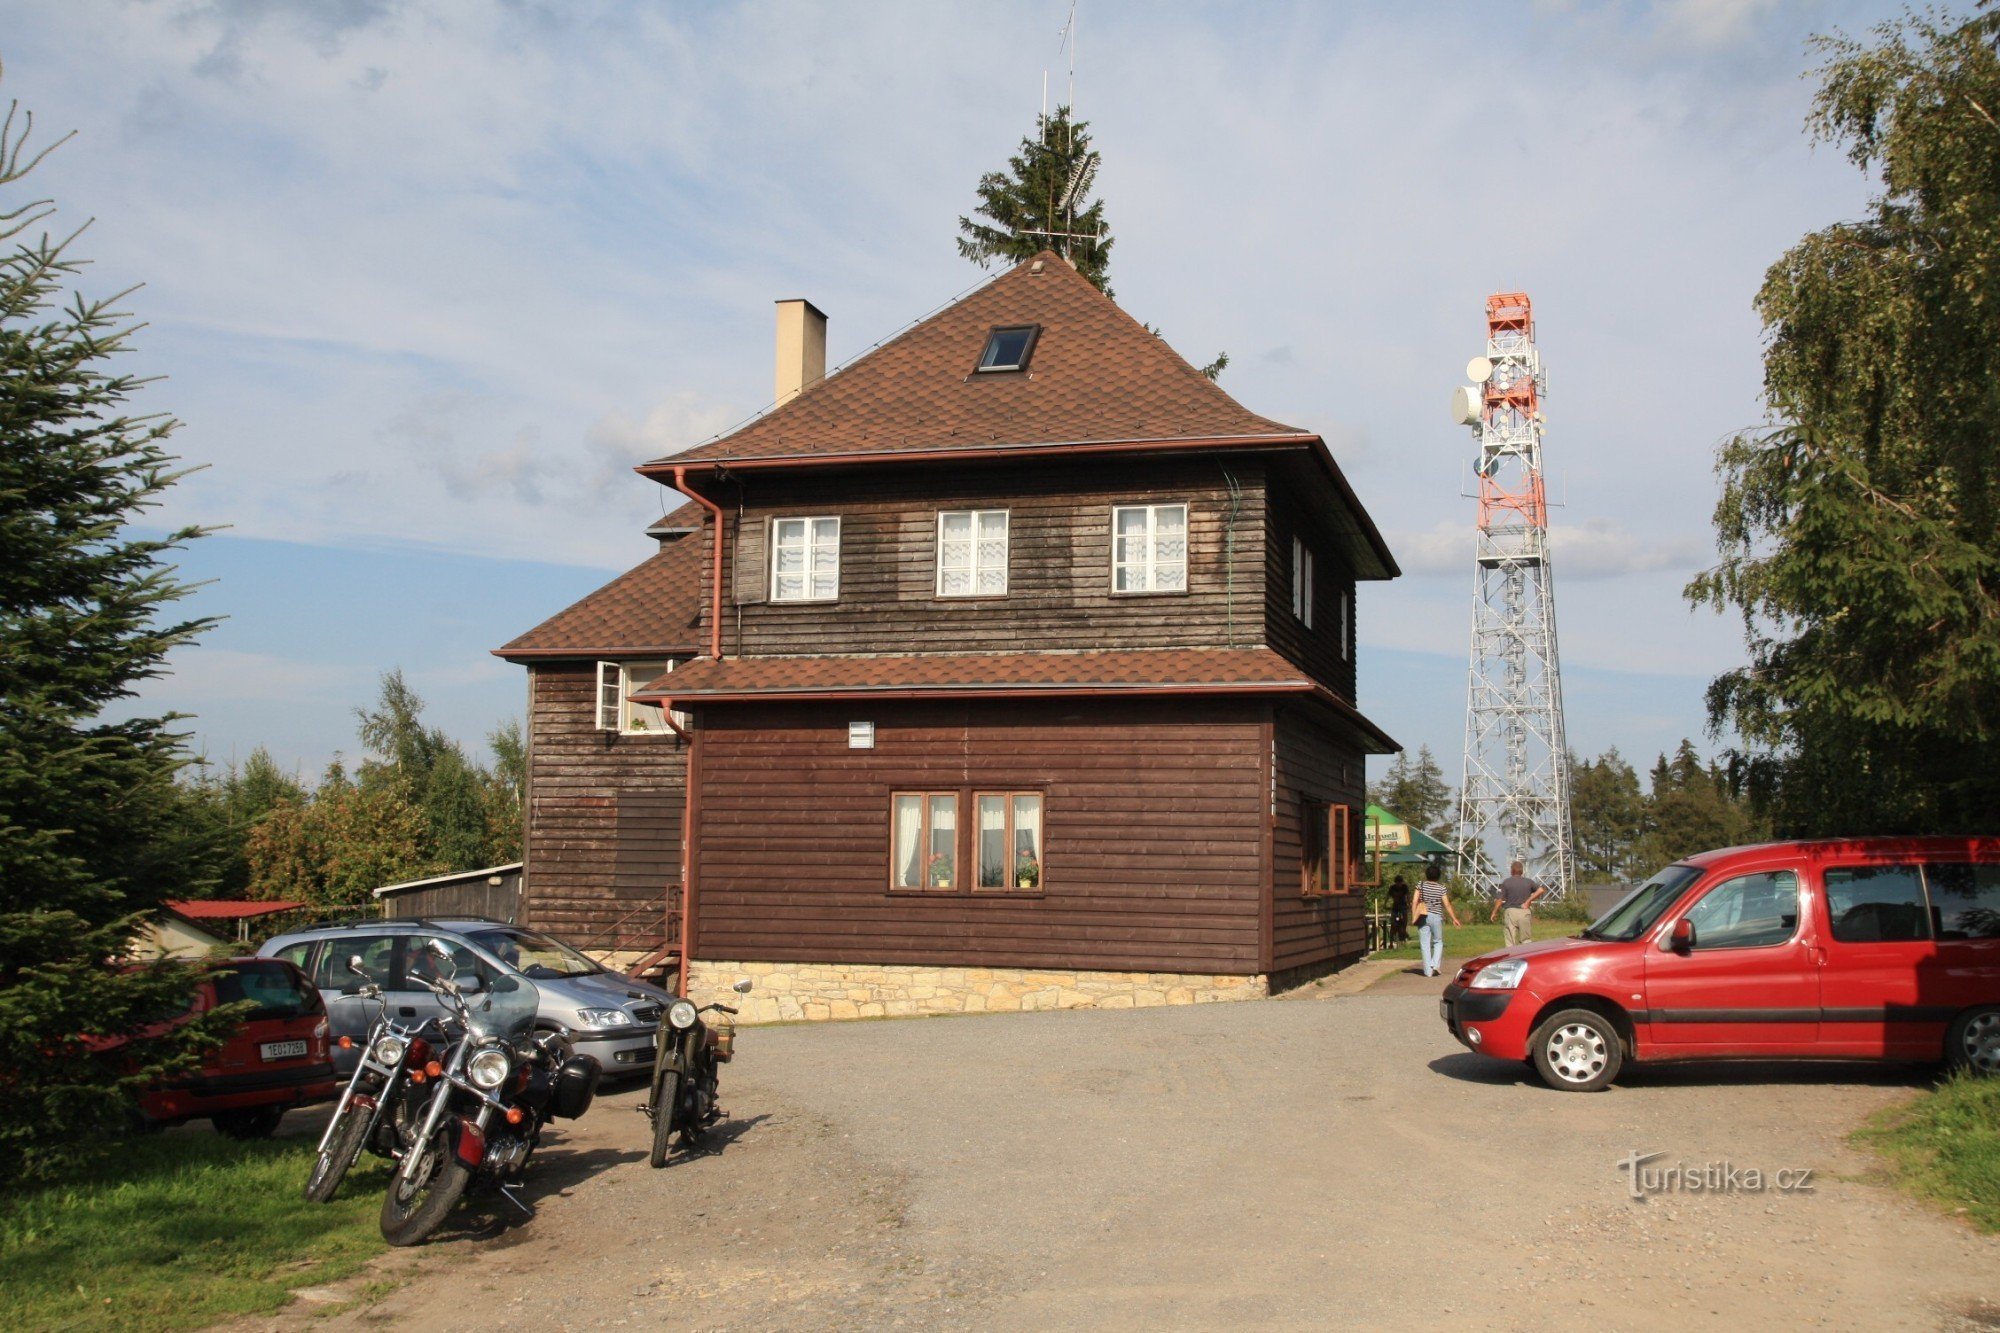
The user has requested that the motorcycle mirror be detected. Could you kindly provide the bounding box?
[732,979,753,994]
[347,954,367,977]
[425,938,459,975]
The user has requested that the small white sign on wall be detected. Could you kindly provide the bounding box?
[848,720,875,749]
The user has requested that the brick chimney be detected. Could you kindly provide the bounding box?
[773,298,827,407]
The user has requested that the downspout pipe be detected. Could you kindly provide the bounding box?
[674,465,727,662]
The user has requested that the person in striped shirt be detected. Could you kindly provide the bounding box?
[1414,863,1462,978]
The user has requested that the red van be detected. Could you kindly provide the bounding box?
[1442,837,2000,1091]
[136,957,338,1136]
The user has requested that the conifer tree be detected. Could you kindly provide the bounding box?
[958,105,1114,294]
[0,75,228,1183]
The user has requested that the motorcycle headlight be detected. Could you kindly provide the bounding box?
[576,1007,634,1028]
[668,1000,698,1030]
[1470,959,1529,990]
[370,1036,408,1067]
[467,1045,512,1090]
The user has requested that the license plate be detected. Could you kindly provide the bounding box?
[260,1039,308,1061]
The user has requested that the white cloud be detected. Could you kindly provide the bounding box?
[1384,518,1710,580]
[147,647,370,704]
[2,0,1898,780]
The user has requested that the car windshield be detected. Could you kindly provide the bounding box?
[212,960,319,1021]
[1586,865,1703,942]
[463,968,539,1042]
[464,928,604,980]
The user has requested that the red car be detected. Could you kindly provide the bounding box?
[137,957,339,1136]
[1443,837,2000,1091]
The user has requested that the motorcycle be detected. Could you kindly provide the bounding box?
[378,939,602,1246]
[303,955,457,1203]
[645,977,752,1168]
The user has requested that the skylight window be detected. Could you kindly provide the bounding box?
[976,324,1039,373]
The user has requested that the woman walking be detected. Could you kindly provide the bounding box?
[1414,864,1461,978]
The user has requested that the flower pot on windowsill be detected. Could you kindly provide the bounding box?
[1017,876,1034,889]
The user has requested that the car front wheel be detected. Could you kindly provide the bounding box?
[1945,1006,2000,1077]
[1529,1008,1624,1092]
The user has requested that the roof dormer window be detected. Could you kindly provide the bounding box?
[976,324,1039,373]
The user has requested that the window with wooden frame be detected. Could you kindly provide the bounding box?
[1301,798,1331,895]
[770,516,841,602]
[1111,503,1188,593]
[1301,801,1379,896]
[975,792,1044,891]
[596,660,688,735]
[937,510,1009,597]
[1292,538,1315,627]
[891,793,959,891]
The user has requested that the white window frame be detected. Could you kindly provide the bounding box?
[595,661,622,731]
[936,509,1010,598]
[770,515,841,603]
[1110,503,1189,595]
[1292,539,1314,627]
[595,659,685,735]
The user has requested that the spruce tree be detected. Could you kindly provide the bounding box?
[958,105,1114,294]
[0,77,227,1182]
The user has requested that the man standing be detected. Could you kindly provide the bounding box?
[1387,875,1411,945]
[1490,860,1547,947]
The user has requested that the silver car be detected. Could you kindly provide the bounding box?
[260,918,675,1076]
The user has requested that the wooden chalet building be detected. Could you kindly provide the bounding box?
[498,252,1400,1021]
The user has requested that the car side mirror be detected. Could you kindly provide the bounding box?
[1669,918,1696,954]
[455,973,484,994]
[733,979,753,994]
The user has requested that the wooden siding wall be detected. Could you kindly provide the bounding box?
[1264,486,1358,702]
[1269,706,1368,972]
[525,663,686,942]
[692,699,1267,974]
[708,458,1270,658]
[381,873,522,923]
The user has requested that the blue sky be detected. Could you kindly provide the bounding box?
[4,0,1909,786]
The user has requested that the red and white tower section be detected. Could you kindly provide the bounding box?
[1450,293,1576,899]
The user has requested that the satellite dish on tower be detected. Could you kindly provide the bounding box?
[1450,385,1483,426]
[1466,356,1494,383]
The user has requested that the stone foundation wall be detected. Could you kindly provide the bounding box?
[685,959,1269,1024]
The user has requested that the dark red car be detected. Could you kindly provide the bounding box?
[1442,837,2000,1090]
[136,957,338,1136]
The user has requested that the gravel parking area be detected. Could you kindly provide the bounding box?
[275,966,2000,1331]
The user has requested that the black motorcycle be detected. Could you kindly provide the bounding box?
[645,978,751,1168]
[304,956,456,1203]
[379,940,602,1246]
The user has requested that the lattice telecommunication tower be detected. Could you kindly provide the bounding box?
[1449,293,1575,899]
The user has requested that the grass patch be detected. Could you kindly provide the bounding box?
[1371,917,1579,963]
[1857,1072,2000,1233]
[0,1129,393,1331]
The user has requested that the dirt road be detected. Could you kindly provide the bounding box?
[268,967,2000,1331]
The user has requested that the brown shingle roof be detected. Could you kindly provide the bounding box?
[660,252,1304,466]
[631,648,1397,751]
[633,647,1308,696]
[495,502,707,658]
